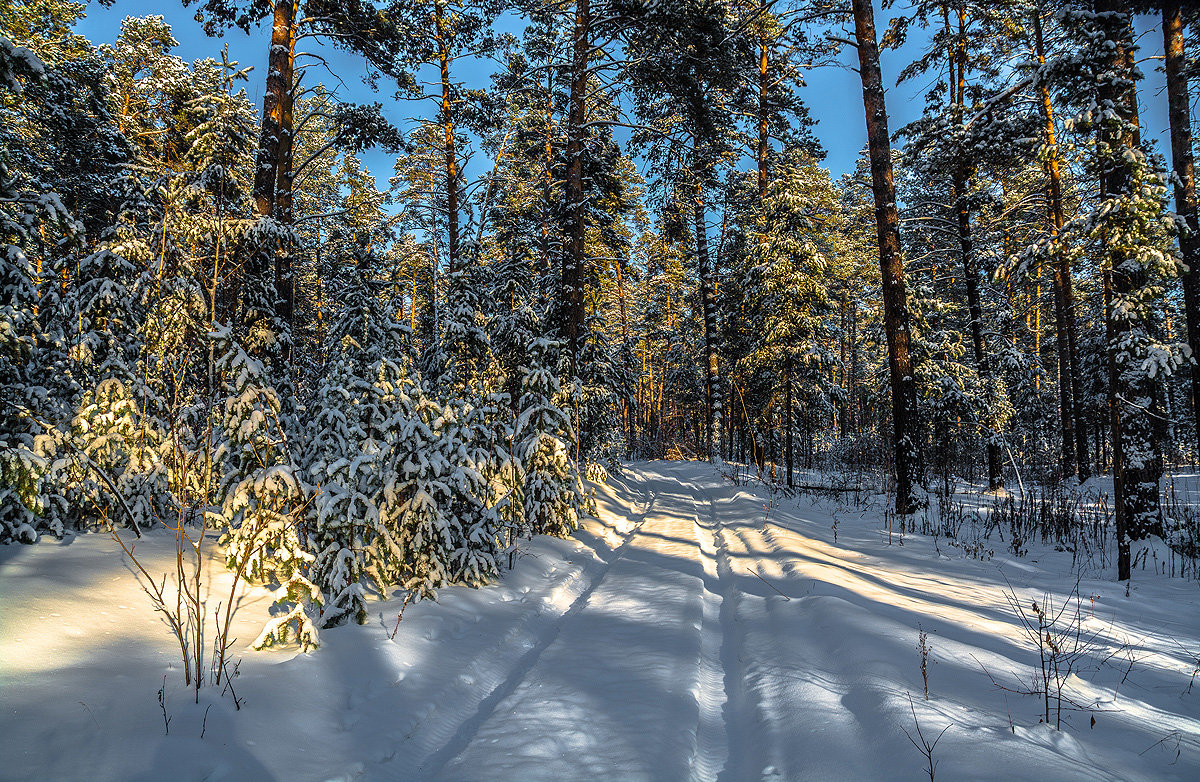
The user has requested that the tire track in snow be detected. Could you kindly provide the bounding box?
[690,489,730,782]
[720,509,807,782]
[689,479,776,782]
[406,487,658,781]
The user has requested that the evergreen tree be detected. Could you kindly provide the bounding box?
[212,330,319,650]
[306,234,411,627]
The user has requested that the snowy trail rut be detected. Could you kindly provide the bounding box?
[408,489,659,780]
[418,463,789,782]
[427,468,722,781]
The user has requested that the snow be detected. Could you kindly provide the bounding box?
[2,460,1198,781]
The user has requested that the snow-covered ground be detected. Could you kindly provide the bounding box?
[2,460,1197,781]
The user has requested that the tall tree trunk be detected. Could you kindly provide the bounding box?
[1164,0,1200,459]
[955,171,1003,490]
[541,62,554,278]
[945,4,1001,490]
[563,0,589,381]
[273,2,297,369]
[1096,0,1162,580]
[849,298,859,438]
[694,177,722,461]
[249,0,297,363]
[757,37,770,204]
[852,0,920,513]
[434,0,460,275]
[1033,6,1089,479]
[252,1,292,222]
[784,366,793,487]
[1104,268,1129,578]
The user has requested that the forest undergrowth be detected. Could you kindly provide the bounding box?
[721,459,1200,583]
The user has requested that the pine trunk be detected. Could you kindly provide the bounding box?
[946,5,1001,490]
[1096,0,1162,580]
[953,166,1002,490]
[434,0,460,275]
[1163,1,1200,459]
[784,367,793,487]
[563,0,589,381]
[1033,7,1088,479]
[852,0,920,513]
[694,180,722,462]
[250,0,296,366]
[541,65,554,277]
[273,2,297,368]
[757,38,769,204]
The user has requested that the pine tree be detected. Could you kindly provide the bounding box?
[1160,0,1200,457]
[306,234,412,627]
[848,0,922,512]
[516,337,587,537]
[0,34,64,543]
[1069,0,1186,578]
[212,330,319,650]
[627,0,745,461]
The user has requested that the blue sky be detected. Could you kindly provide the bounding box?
[76,2,1172,192]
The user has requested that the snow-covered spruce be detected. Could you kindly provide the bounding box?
[211,330,320,651]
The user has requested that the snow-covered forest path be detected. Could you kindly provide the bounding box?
[2,461,1198,781]
[402,460,1198,782]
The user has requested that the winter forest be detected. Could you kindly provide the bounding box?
[2,0,1199,779]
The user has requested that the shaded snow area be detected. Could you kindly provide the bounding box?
[2,461,1198,781]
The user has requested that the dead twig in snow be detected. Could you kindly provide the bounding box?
[903,693,949,781]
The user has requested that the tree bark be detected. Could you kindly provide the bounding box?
[694,177,722,461]
[273,1,297,368]
[852,0,920,513]
[250,0,297,366]
[1032,6,1089,480]
[563,0,589,381]
[944,4,1001,490]
[434,0,460,275]
[784,366,793,487]
[1096,0,1161,580]
[541,61,554,278]
[954,172,1003,490]
[1163,0,1200,459]
[757,37,770,204]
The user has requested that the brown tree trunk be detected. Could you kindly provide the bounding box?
[1164,0,1200,459]
[955,171,1004,490]
[273,1,297,368]
[849,298,859,438]
[945,5,1001,490]
[541,63,554,278]
[1096,0,1161,580]
[563,0,589,381]
[694,177,722,461]
[250,0,296,366]
[757,38,769,204]
[1104,268,1129,579]
[852,0,920,513]
[434,0,460,275]
[784,366,793,487]
[1033,7,1088,480]
[252,1,293,221]
[614,260,633,452]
